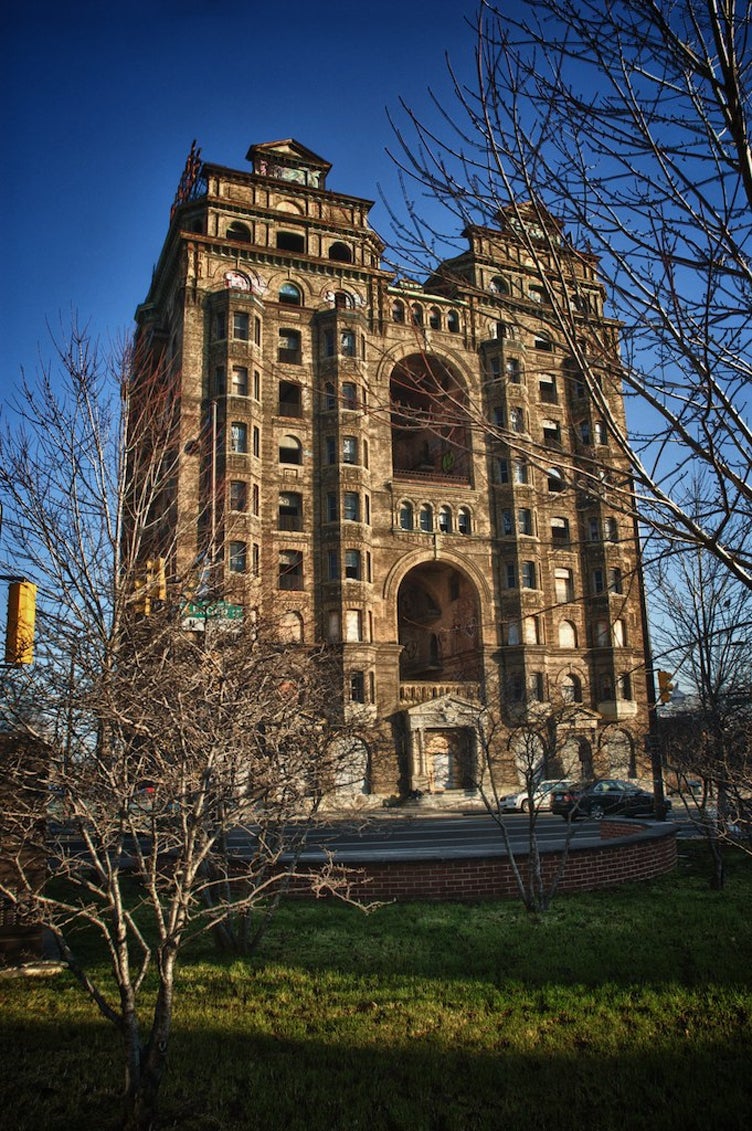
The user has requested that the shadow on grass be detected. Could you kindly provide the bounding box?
[2,1012,751,1131]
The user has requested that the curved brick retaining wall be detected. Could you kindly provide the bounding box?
[300,819,678,902]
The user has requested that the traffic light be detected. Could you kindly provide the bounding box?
[132,557,167,616]
[5,580,37,664]
[151,557,167,602]
[657,670,674,704]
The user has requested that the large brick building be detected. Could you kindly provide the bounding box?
[134,138,653,802]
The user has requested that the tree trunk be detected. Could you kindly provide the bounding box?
[122,955,175,1129]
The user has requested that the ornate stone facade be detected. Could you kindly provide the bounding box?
[135,138,652,802]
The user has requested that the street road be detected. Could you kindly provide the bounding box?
[226,811,605,863]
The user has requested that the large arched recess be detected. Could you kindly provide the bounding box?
[397,561,482,681]
[390,353,471,483]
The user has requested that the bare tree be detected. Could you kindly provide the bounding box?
[0,327,371,1129]
[388,0,752,588]
[473,686,600,912]
[649,518,752,886]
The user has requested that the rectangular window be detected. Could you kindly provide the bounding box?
[513,460,529,485]
[231,366,248,396]
[539,375,557,403]
[326,437,336,464]
[551,517,569,544]
[278,492,303,531]
[254,317,261,346]
[342,436,357,464]
[502,509,513,535]
[233,312,249,341]
[524,616,541,645]
[506,562,517,589]
[230,422,248,454]
[341,382,358,409]
[345,549,361,580]
[326,493,338,522]
[593,568,605,594]
[518,509,532,535]
[229,480,247,511]
[278,550,303,591]
[327,550,339,580]
[589,517,600,541]
[214,312,227,340]
[278,329,301,364]
[214,365,226,396]
[497,459,510,484]
[252,543,260,577]
[252,426,260,457]
[341,330,356,357]
[343,492,360,521]
[529,672,545,701]
[350,670,365,703]
[345,610,363,642]
[252,483,259,516]
[253,369,261,399]
[555,568,574,603]
[228,541,247,573]
[521,560,536,589]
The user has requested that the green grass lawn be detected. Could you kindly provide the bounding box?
[2,844,752,1130]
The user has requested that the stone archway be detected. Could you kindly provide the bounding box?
[389,353,471,483]
[397,562,481,683]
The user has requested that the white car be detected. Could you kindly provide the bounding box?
[500,779,574,813]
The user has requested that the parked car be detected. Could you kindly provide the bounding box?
[551,779,671,821]
[500,779,574,813]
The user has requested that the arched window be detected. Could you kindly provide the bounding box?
[429,307,441,330]
[419,504,433,532]
[392,300,405,323]
[334,290,353,309]
[559,620,578,648]
[278,282,302,306]
[278,435,302,465]
[411,303,423,326]
[490,275,509,295]
[561,674,582,703]
[438,505,452,533]
[227,221,251,242]
[399,501,414,530]
[447,310,459,333]
[278,611,304,642]
[457,507,471,535]
[534,332,553,352]
[329,242,353,263]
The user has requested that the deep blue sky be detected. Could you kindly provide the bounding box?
[1,0,488,392]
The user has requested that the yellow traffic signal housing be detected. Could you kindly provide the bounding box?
[132,557,167,616]
[150,557,167,602]
[657,670,674,704]
[5,580,37,664]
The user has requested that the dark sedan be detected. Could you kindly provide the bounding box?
[551,779,671,821]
